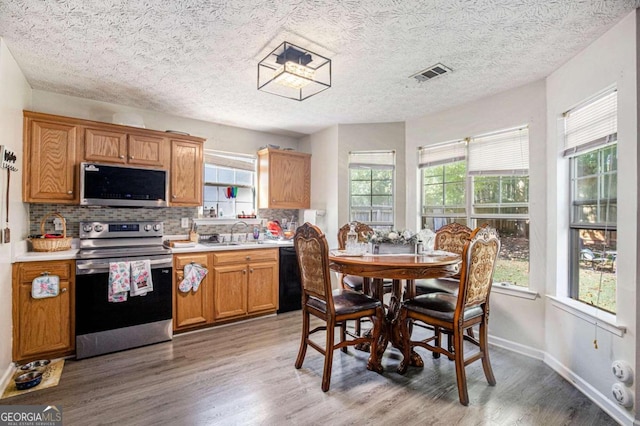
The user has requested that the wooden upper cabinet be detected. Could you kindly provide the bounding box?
[257,148,311,209]
[170,139,203,206]
[23,117,78,203]
[84,128,127,164]
[84,128,166,167]
[128,134,166,167]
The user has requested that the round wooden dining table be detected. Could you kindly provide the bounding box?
[328,251,461,367]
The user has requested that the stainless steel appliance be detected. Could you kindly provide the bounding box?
[80,162,169,207]
[75,221,173,359]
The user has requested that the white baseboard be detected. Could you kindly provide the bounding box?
[488,334,545,360]
[489,334,634,426]
[544,353,634,425]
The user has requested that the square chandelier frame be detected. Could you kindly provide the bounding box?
[258,41,331,101]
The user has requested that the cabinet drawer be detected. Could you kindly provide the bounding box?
[19,262,72,283]
[213,249,278,266]
[174,254,209,270]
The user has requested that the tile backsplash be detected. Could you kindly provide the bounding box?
[29,204,300,238]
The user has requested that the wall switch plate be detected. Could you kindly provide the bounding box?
[181,218,189,228]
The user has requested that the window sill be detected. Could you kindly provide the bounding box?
[492,282,538,300]
[547,295,626,337]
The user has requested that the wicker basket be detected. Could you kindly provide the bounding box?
[29,212,72,252]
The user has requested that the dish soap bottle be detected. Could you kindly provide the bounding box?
[346,223,358,253]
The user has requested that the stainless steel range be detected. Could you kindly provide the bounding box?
[75,221,173,359]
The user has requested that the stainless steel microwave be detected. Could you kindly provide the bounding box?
[80,163,169,208]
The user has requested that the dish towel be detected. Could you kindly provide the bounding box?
[179,263,208,293]
[130,259,153,297]
[108,261,130,303]
[31,274,60,299]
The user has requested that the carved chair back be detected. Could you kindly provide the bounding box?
[294,223,335,312]
[434,222,473,254]
[457,225,501,314]
[337,221,374,250]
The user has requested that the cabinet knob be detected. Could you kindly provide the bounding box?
[245,256,250,260]
[242,270,247,275]
[61,288,67,293]
[129,156,134,160]
[250,268,254,273]
[67,191,73,194]
[119,155,125,159]
[172,195,177,199]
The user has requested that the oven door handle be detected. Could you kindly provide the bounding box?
[76,258,173,272]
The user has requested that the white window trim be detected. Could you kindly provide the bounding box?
[547,295,625,337]
[492,282,538,300]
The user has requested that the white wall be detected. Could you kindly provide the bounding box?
[405,79,548,351]
[30,91,300,156]
[0,38,32,381]
[545,10,637,422]
[299,125,339,248]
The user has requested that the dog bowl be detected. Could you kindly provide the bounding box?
[20,359,50,372]
[14,371,43,390]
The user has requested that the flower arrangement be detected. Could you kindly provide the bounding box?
[368,228,435,246]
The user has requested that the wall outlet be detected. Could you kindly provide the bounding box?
[181,218,189,228]
[53,217,64,231]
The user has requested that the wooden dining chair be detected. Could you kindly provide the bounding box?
[294,223,384,392]
[415,222,472,296]
[397,225,501,406]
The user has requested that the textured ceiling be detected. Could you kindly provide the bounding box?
[0,1,638,137]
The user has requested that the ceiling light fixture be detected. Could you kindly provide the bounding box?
[258,41,331,101]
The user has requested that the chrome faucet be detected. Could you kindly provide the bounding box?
[230,221,249,242]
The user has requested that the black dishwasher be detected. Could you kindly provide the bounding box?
[278,246,301,313]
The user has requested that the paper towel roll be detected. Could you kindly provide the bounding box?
[302,209,325,225]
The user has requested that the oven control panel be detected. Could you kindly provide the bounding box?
[80,221,164,239]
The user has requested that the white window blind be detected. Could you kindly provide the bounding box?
[349,150,395,168]
[468,127,529,175]
[563,89,617,157]
[418,140,466,168]
[204,150,256,171]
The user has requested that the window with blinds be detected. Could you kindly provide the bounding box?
[349,150,395,229]
[418,127,531,288]
[203,150,256,218]
[419,140,467,230]
[565,88,617,314]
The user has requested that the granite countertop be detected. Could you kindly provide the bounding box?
[13,239,294,262]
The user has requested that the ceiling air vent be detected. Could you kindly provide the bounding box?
[411,63,452,82]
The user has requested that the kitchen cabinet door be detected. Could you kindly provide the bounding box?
[213,264,247,320]
[173,254,213,331]
[12,261,75,363]
[23,117,78,203]
[84,128,128,164]
[247,261,279,313]
[128,134,167,167]
[170,139,203,206]
[257,148,310,209]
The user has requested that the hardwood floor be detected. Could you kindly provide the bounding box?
[6,312,616,425]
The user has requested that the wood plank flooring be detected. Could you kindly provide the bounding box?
[4,312,616,425]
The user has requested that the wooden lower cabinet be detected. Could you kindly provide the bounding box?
[213,264,248,320]
[172,248,279,332]
[173,253,214,331]
[12,260,75,363]
[213,248,279,321]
